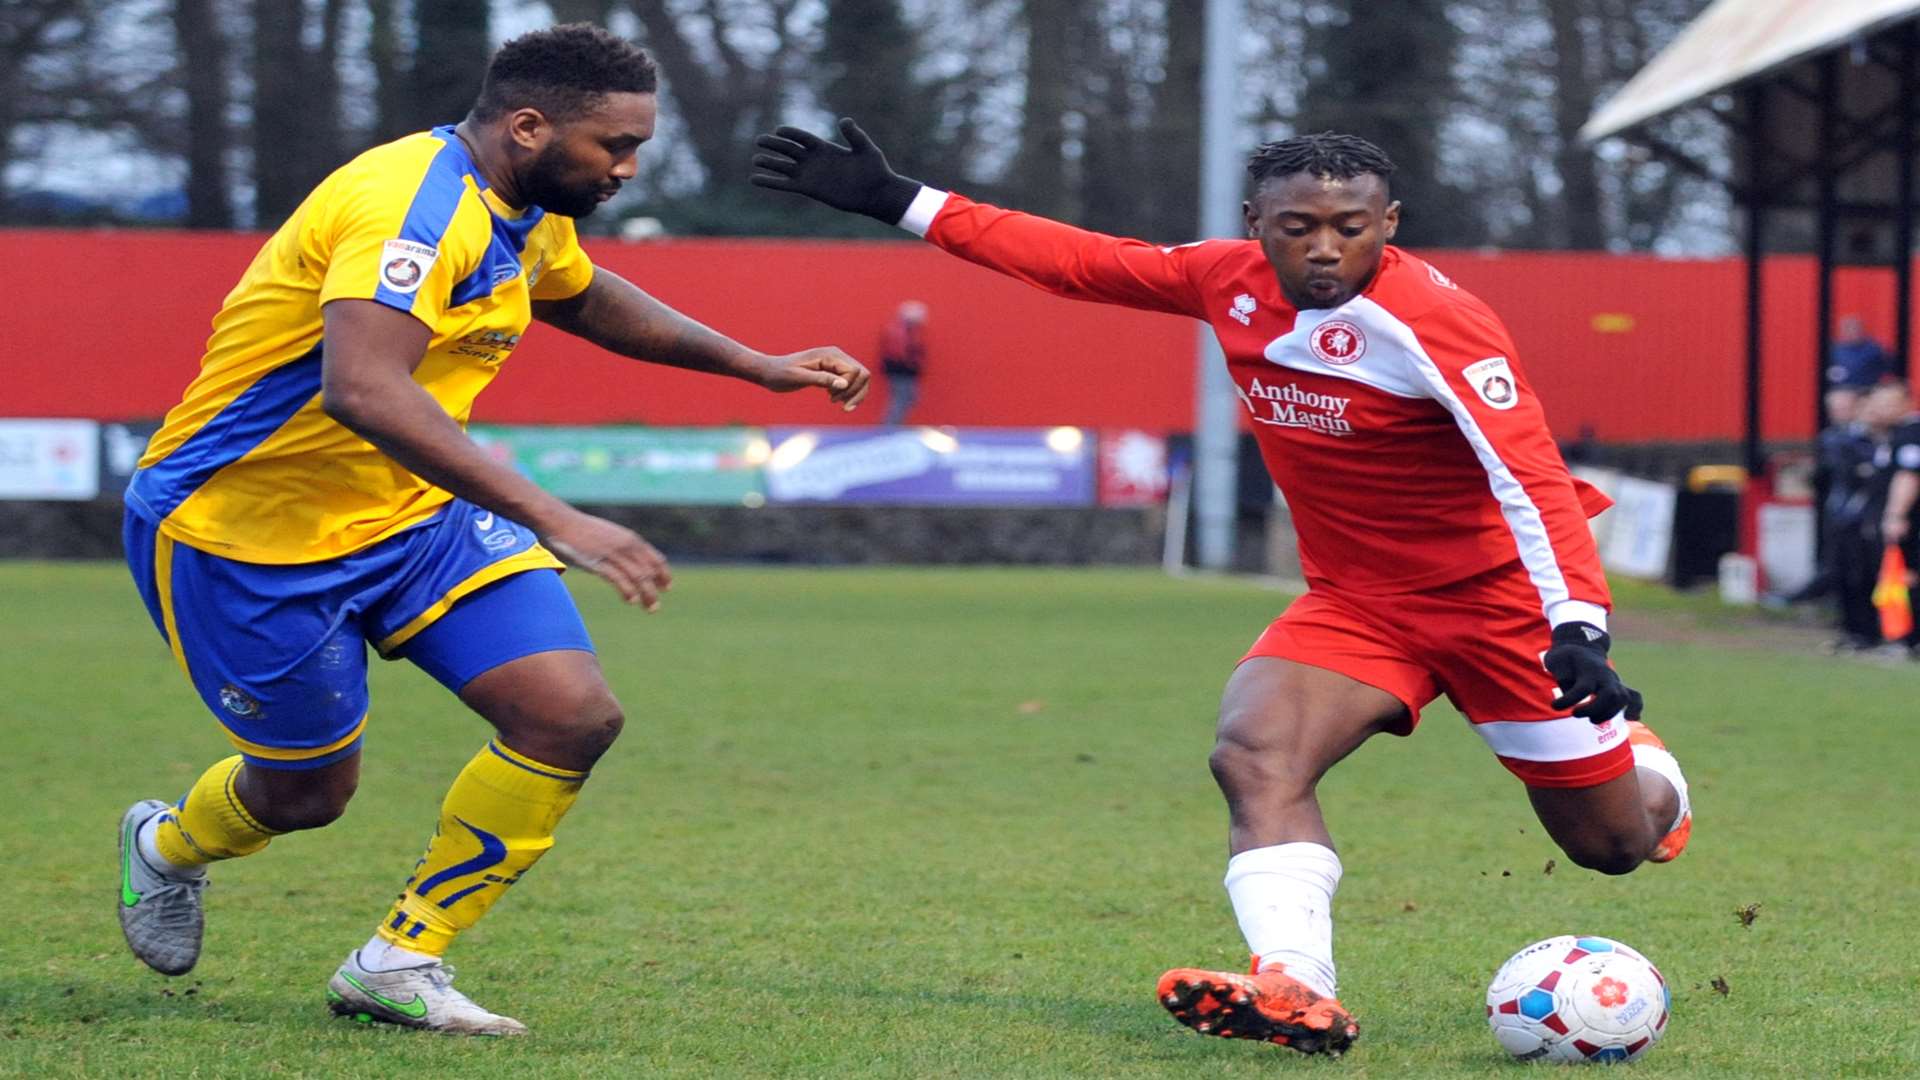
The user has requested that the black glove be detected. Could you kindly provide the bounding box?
[1543,622,1644,722]
[750,118,923,225]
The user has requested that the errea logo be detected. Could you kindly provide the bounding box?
[1228,293,1257,325]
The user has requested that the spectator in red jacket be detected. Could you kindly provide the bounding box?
[880,300,928,425]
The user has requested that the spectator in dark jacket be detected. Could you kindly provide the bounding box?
[1793,386,1879,649]
[1827,315,1890,390]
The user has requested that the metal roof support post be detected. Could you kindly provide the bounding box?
[1897,24,1917,379]
[1745,84,1769,477]
[1192,0,1242,570]
[1816,52,1839,437]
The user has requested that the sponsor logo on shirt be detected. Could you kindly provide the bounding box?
[1427,263,1458,289]
[450,328,522,363]
[380,239,439,294]
[1309,320,1366,365]
[1239,377,1354,437]
[1464,356,1520,410]
[1228,293,1257,326]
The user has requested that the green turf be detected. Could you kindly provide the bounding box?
[0,563,1913,1077]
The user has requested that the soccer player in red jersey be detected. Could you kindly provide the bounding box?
[751,121,1691,1056]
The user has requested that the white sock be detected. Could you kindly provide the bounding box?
[359,935,439,972]
[1631,742,1690,833]
[136,811,203,877]
[1224,842,1342,998]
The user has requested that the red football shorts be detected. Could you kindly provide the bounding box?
[1241,565,1633,789]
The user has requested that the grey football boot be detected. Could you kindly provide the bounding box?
[117,799,208,976]
[327,950,529,1036]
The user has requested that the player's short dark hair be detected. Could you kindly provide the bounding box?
[1246,132,1397,194]
[470,24,658,124]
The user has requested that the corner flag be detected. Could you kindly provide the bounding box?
[1873,545,1913,641]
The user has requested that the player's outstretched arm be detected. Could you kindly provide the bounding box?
[533,271,870,412]
[753,118,1212,318]
[321,298,673,609]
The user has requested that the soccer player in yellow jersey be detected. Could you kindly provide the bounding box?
[114,24,870,1035]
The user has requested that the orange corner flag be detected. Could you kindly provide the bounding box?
[1873,545,1913,641]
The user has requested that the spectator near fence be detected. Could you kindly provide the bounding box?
[1786,387,1879,648]
[879,300,929,426]
[1827,315,1890,391]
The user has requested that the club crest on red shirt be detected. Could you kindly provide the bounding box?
[1310,320,1366,365]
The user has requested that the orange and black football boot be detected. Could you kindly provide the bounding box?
[1156,957,1359,1056]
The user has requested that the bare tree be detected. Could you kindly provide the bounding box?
[1298,0,1482,247]
[404,0,491,133]
[1546,0,1606,249]
[1145,0,1202,241]
[819,0,920,156]
[1439,0,1720,251]
[251,0,310,224]
[366,0,409,141]
[628,0,808,191]
[0,0,1728,248]
[174,0,234,227]
[549,0,621,23]
[0,1,88,218]
[1007,0,1079,221]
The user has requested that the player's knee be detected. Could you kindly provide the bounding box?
[566,690,625,763]
[251,779,356,832]
[1208,725,1309,800]
[512,683,625,765]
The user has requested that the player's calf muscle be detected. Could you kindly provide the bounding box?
[1559,834,1652,876]
[1528,778,1661,875]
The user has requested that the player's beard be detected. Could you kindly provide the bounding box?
[521,143,607,219]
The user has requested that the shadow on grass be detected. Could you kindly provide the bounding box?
[712,971,1369,1067]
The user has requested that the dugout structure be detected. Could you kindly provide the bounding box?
[1584,0,1920,472]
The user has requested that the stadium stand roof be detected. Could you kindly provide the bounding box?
[1581,0,1920,470]
[1583,0,1920,142]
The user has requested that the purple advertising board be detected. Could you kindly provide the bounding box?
[763,427,1095,506]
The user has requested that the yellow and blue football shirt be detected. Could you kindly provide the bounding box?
[129,126,595,563]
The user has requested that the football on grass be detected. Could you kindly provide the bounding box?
[1486,935,1670,1064]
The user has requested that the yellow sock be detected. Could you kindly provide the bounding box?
[152,756,279,867]
[376,740,587,957]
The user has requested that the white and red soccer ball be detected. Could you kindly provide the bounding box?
[1486,935,1670,1064]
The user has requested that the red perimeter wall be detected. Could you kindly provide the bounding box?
[5,228,1913,441]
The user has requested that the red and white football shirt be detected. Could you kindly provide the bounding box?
[902,188,1613,624]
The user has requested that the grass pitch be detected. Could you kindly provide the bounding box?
[0,563,1914,1077]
